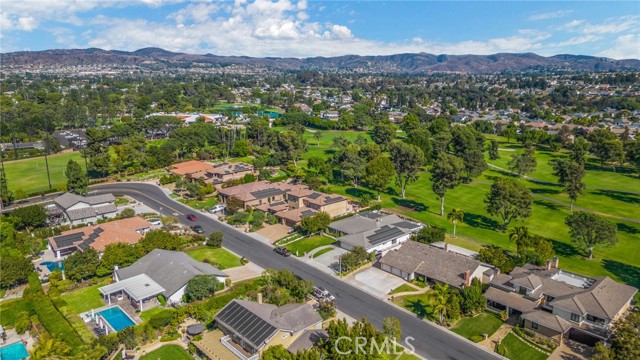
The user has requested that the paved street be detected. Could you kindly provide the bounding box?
[90,182,502,360]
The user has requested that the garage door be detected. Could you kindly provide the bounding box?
[381,264,391,272]
[568,328,600,346]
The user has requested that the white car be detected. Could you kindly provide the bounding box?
[209,204,226,213]
[148,219,162,227]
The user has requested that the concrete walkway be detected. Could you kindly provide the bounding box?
[478,324,513,351]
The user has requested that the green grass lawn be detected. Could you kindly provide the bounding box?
[182,196,218,211]
[4,151,86,195]
[312,247,335,258]
[186,247,242,269]
[286,235,336,257]
[499,333,549,360]
[61,282,107,314]
[393,293,436,321]
[140,307,175,322]
[388,284,417,295]
[0,298,33,326]
[139,345,193,360]
[450,313,503,340]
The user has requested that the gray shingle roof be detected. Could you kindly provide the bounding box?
[115,249,227,298]
[329,212,414,235]
[54,192,115,210]
[522,311,572,333]
[66,204,117,221]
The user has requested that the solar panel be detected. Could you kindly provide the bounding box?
[301,210,316,218]
[250,188,284,199]
[359,211,385,219]
[78,242,90,250]
[53,232,84,248]
[216,301,277,349]
[367,226,405,246]
[323,196,345,204]
[95,228,104,234]
[307,192,322,199]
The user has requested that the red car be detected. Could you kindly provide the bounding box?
[186,214,197,221]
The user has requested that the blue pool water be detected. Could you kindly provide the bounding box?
[98,306,135,332]
[0,341,29,360]
[40,261,64,271]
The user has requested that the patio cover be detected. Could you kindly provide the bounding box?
[99,274,165,301]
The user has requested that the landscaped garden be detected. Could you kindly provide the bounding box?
[186,247,242,269]
[450,312,503,341]
[139,345,193,360]
[388,284,417,295]
[285,235,336,257]
[498,332,549,360]
[60,282,107,314]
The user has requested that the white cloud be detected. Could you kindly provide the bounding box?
[528,10,572,22]
[598,34,640,59]
[583,15,639,34]
[547,35,601,48]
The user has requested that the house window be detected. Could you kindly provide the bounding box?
[587,314,606,325]
[531,322,539,329]
[392,239,397,245]
[571,313,581,322]
[518,286,527,295]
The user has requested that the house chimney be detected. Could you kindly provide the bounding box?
[114,265,119,271]
[463,270,471,288]
[546,260,552,271]
[553,257,560,269]
[257,293,263,304]
[444,243,449,252]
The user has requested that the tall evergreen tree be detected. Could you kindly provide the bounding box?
[65,159,88,195]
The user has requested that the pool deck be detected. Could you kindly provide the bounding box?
[80,301,144,335]
[1,328,35,352]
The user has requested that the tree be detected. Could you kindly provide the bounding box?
[139,230,182,252]
[96,243,143,277]
[262,345,294,360]
[430,152,464,215]
[488,140,500,161]
[592,342,613,360]
[610,308,640,360]
[313,131,322,146]
[447,208,464,237]
[372,120,396,150]
[508,226,531,256]
[485,178,533,229]
[571,137,589,166]
[461,280,485,315]
[186,275,220,301]
[340,246,369,272]
[503,124,516,143]
[389,142,425,199]
[207,231,224,248]
[11,205,47,230]
[225,196,244,214]
[413,226,445,244]
[64,247,100,281]
[565,212,617,259]
[119,207,135,218]
[428,283,452,324]
[364,155,395,201]
[232,139,250,157]
[383,317,402,341]
[477,245,514,273]
[337,144,366,188]
[65,159,88,195]
[551,159,586,211]
[31,334,72,360]
[407,125,432,163]
[508,146,537,177]
[300,212,331,234]
[0,167,13,204]
[0,249,33,289]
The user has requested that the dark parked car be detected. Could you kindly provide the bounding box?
[191,225,204,234]
[186,214,197,221]
[274,246,291,257]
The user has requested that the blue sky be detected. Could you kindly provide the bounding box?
[1,1,638,59]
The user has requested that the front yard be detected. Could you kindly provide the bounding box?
[392,293,436,321]
[61,282,108,314]
[181,196,218,211]
[285,235,336,257]
[450,312,503,341]
[186,247,242,269]
[499,333,549,360]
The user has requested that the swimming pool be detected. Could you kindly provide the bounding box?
[40,261,64,271]
[98,306,136,332]
[0,341,29,360]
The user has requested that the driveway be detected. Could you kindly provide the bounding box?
[312,246,349,272]
[549,339,591,360]
[256,224,292,242]
[345,267,407,298]
[223,262,264,283]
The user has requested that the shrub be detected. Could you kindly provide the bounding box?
[250,210,266,227]
[157,294,167,306]
[120,207,136,218]
[413,226,445,244]
[159,174,180,185]
[266,213,279,225]
[227,212,250,225]
[207,232,224,248]
[496,343,508,356]
[470,335,484,343]
[15,311,31,334]
[148,309,174,329]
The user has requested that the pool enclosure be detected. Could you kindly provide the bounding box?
[99,274,165,311]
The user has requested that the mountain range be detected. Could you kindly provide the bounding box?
[2,47,640,74]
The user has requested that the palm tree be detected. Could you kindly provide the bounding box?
[427,283,451,324]
[509,225,530,256]
[31,335,71,360]
[447,208,464,237]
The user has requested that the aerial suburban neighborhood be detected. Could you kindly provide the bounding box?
[1,2,639,360]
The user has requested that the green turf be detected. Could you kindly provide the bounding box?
[139,345,193,360]
[186,247,242,269]
[182,196,218,211]
[393,293,436,321]
[61,283,107,314]
[388,284,417,295]
[450,313,503,340]
[0,298,33,326]
[312,247,335,258]
[499,333,549,360]
[140,307,175,322]
[3,151,86,195]
[286,235,336,257]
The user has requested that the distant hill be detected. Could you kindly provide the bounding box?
[2,47,639,74]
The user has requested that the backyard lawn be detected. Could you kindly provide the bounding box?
[499,333,549,360]
[139,345,193,360]
[186,247,242,269]
[286,235,336,257]
[61,282,107,314]
[3,151,86,195]
[140,307,175,322]
[450,313,503,340]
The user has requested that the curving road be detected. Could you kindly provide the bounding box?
[90,182,502,360]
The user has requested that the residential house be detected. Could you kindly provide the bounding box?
[100,249,229,309]
[329,211,422,254]
[207,162,258,186]
[484,262,637,345]
[211,299,322,359]
[379,241,495,288]
[48,216,151,259]
[52,192,117,226]
[218,181,306,210]
[169,160,214,178]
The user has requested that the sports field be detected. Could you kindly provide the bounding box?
[3,151,86,196]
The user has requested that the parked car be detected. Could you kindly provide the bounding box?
[186,214,197,221]
[191,225,205,234]
[209,204,226,213]
[312,286,335,302]
[148,219,162,227]
[273,246,291,257]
